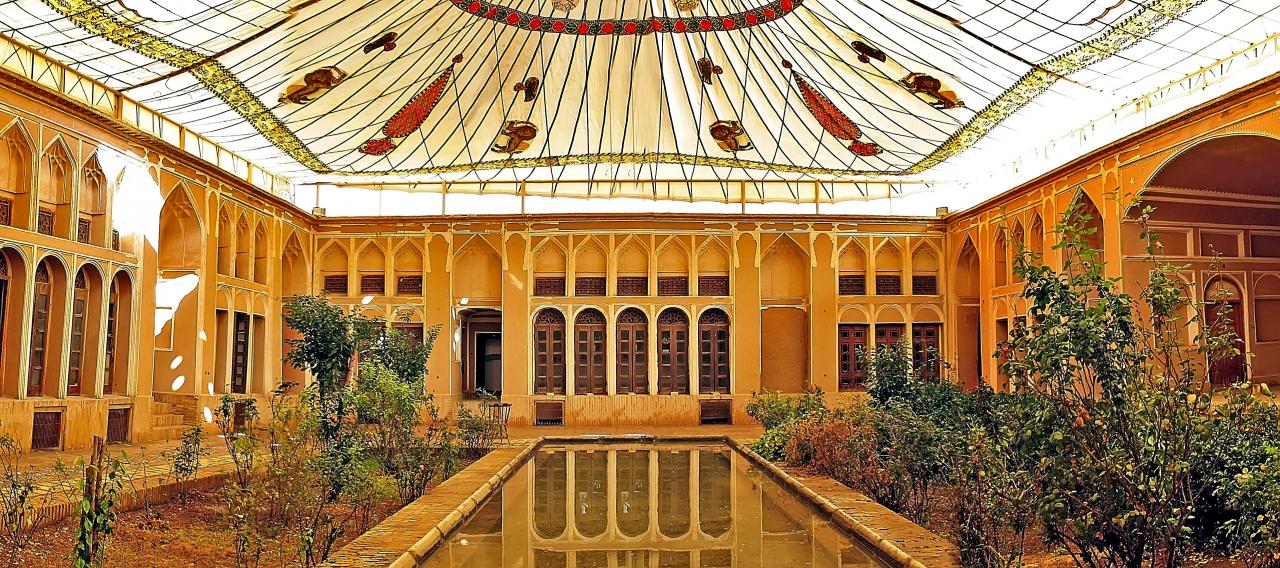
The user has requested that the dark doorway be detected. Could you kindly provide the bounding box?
[1208,300,1247,386]
[231,312,250,394]
[461,309,502,396]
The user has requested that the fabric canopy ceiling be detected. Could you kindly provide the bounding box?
[1,0,1276,189]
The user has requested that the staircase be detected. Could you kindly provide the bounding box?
[149,400,189,441]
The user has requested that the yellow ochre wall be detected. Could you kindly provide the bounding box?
[2,59,1280,449]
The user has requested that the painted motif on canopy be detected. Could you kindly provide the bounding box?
[448,0,803,35]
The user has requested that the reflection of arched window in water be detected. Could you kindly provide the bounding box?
[698,450,732,537]
[615,450,650,537]
[658,451,691,538]
[533,451,567,539]
[575,451,608,538]
[701,549,732,568]
[576,551,609,568]
[533,549,565,568]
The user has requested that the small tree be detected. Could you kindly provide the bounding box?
[165,426,207,503]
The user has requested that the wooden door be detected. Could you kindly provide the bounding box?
[615,308,648,394]
[874,324,904,350]
[67,274,87,396]
[0,257,8,380]
[657,309,689,394]
[1209,301,1246,385]
[534,309,566,394]
[574,310,607,394]
[103,282,118,394]
[27,264,50,397]
[911,323,942,380]
[838,324,869,390]
[698,310,730,394]
[231,312,250,394]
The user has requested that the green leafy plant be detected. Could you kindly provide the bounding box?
[69,439,125,568]
[0,430,49,550]
[165,425,207,503]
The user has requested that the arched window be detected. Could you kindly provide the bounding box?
[1029,215,1045,256]
[0,126,33,228]
[698,309,730,394]
[67,269,89,396]
[994,231,1008,287]
[0,255,8,395]
[532,450,567,539]
[658,451,691,538]
[574,309,607,394]
[253,223,269,284]
[657,308,689,394]
[1011,223,1025,283]
[698,450,732,537]
[574,451,607,538]
[615,450,650,537]
[79,155,106,245]
[105,272,133,395]
[216,208,233,276]
[533,309,566,395]
[28,261,52,397]
[616,308,648,394]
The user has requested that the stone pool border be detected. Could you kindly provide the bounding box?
[322,435,960,568]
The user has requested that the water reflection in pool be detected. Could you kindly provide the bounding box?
[420,443,885,568]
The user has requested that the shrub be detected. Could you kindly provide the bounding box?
[746,388,827,460]
[0,430,47,550]
[165,426,206,503]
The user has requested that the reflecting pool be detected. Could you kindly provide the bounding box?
[419,443,887,568]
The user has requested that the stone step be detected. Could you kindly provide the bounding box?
[151,401,172,415]
[151,413,185,428]
[150,424,189,441]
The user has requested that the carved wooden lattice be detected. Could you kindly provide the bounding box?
[0,197,11,226]
[912,275,938,295]
[575,276,606,296]
[322,274,348,294]
[698,309,730,394]
[533,308,566,394]
[575,309,607,394]
[360,274,385,295]
[912,323,942,380]
[31,411,61,450]
[106,408,130,444]
[36,208,54,235]
[657,276,689,296]
[534,276,566,296]
[838,324,869,390]
[657,308,689,394]
[698,275,729,296]
[28,263,50,397]
[397,275,423,294]
[616,276,648,296]
[616,307,648,394]
[111,230,120,251]
[875,274,902,295]
[77,218,91,244]
[839,274,866,295]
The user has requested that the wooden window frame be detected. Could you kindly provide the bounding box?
[657,309,690,394]
[67,272,88,396]
[615,308,648,394]
[838,323,869,391]
[230,312,250,395]
[574,310,607,394]
[28,263,50,397]
[698,310,730,394]
[533,309,566,395]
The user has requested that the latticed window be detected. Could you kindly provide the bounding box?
[533,309,566,394]
[77,218,91,244]
[912,275,938,295]
[28,262,50,397]
[657,308,689,394]
[397,275,423,294]
[616,276,648,296]
[111,230,120,251]
[575,309,607,394]
[534,276,566,296]
[658,276,689,296]
[575,276,606,296]
[67,271,88,396]
[393,322,425,344]
[0,197,11,226]
[698,275,729,296]
[875,324,905,349]
[839,274,866,295]
[698,309,730,394]
[912,323,942,380]
[360,274,385,295]
[616,308,648,394]
[875,274,902,295]
[106,408,130,444]
[104,281,119,394]
[31,411,61,450]
[322,274,348,294]
[36,208,54,236]
[838,324,869,391]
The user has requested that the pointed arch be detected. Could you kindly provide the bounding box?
[319,241,350,295]
[104,270,133,395]
[357,242,387,295]
[28,256,69,397]
[0,122,34,229]
[0,247,28,397]
[910,242,940,295]
[281,232,308,296]
[994,229,1009,287]
[874,239,903,295]
[216,206,233,275]
[696,238,730,296]
[159,185,202,273]
[616,237,649,295]
[68,264,105,396]
[761,235,808,299]
[955,237,980,299]
[572,237,607,296]
[838,240,868,295]
[698,308,731,394]
[253,221,269,284]
[1028,213,1044,256]
[1066,190,1104,260]
[574,308,607,394]
[78,152,107,245]
[234,214,252,279]
[393,241,424,295]
[656,238,691,296]
[453,236,501,301]
[37,137,73,237]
